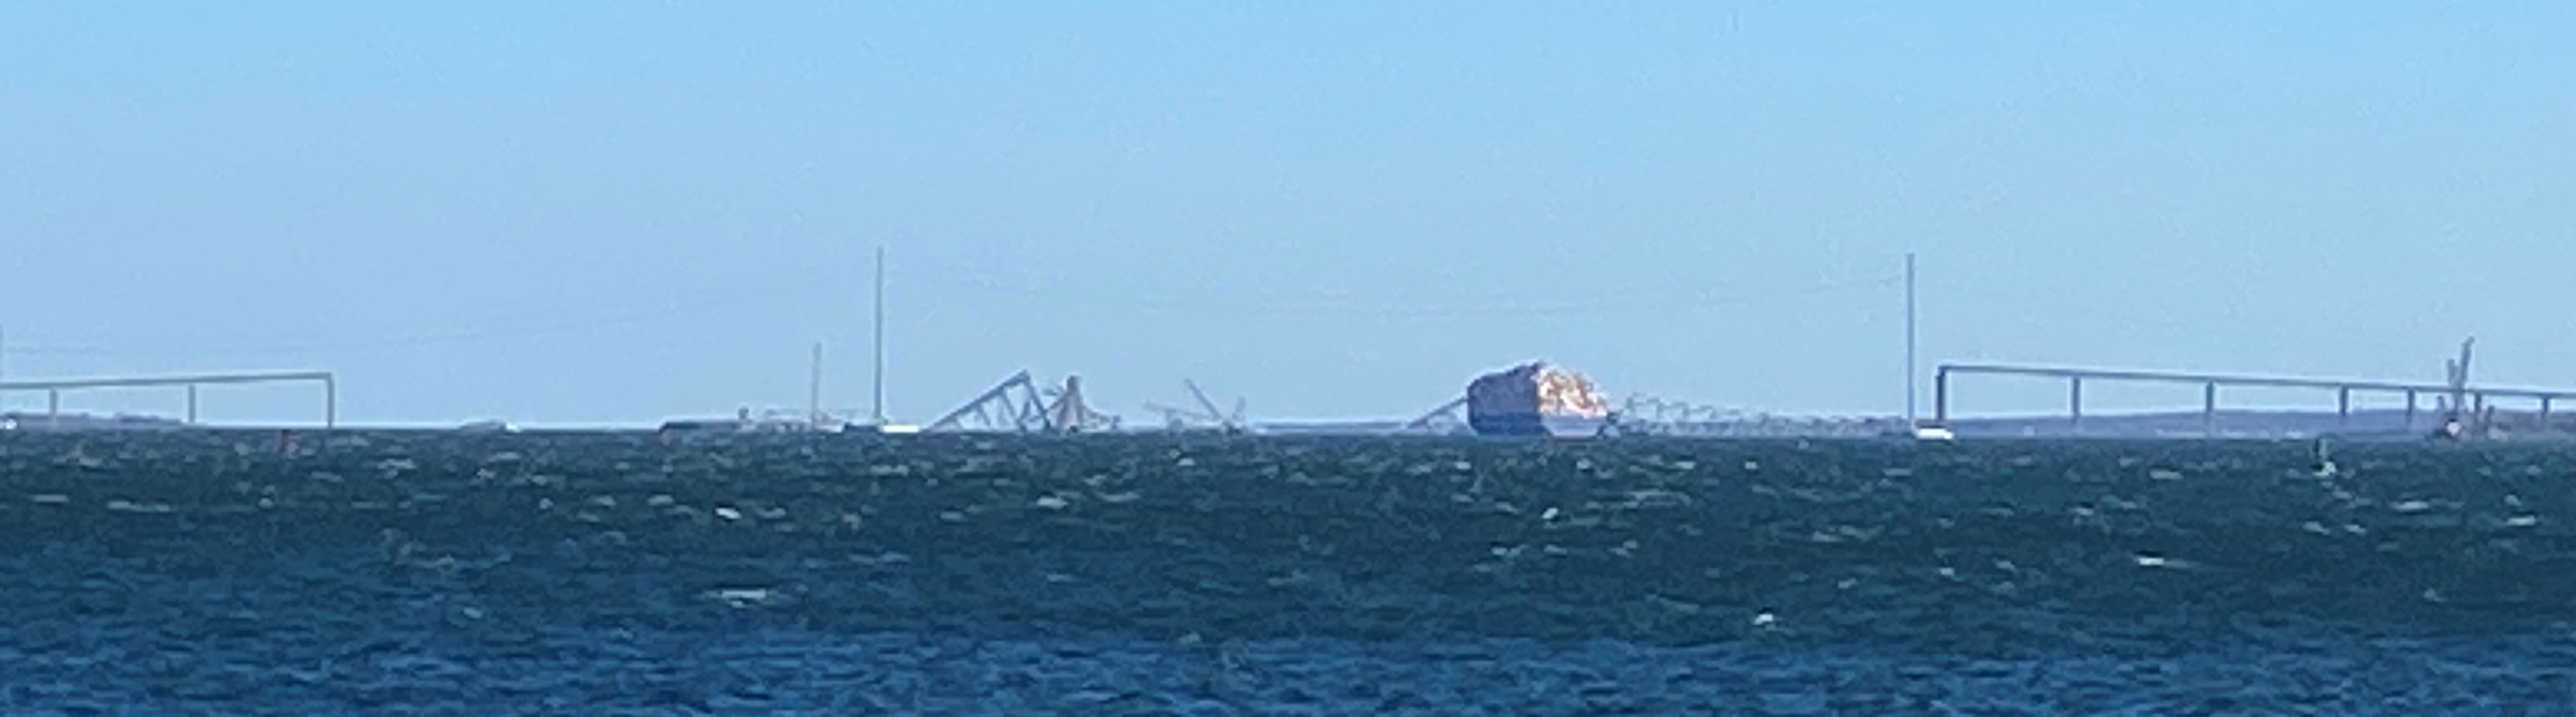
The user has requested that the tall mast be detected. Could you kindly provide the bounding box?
[809,342,825,428]
[872,246,887,425]
[1904,253,1918,425]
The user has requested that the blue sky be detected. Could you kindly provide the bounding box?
[3,3,2570,426]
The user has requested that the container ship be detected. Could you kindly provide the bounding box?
[1464,361,1613,437]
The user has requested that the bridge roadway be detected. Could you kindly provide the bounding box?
[1934,363,2576,434]
[0,370,337,427]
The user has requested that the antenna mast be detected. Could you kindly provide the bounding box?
[809,342,825,428]
[872,246,887,425]
[1904,252,1918,425]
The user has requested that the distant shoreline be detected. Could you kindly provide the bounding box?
[5,406,2569,441]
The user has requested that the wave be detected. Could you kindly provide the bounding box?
[5,432,2572,651]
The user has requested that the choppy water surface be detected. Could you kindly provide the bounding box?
[4,432,2576,714]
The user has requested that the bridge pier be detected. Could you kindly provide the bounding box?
[2068,378,2083,434]
[2203,382,2218,437]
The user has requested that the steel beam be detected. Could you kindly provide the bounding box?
[0,370,334,392]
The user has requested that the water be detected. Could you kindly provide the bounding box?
[3,432,2575,714]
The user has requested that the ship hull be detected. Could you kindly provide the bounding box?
[1467,412,1608,438]
[1463,361,1613,438]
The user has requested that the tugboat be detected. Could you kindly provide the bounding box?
[1464,361,1613,437]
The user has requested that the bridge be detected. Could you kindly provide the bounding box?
[0,370,338,427]
[1932,363,2576,436]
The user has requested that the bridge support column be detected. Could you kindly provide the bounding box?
[186,384,198,425]
[2068,377,2083,434]
[1934,367,1950,425]
[2405,390,2417,432]
[2337,387,2352,430]
[2203,382,2218,437]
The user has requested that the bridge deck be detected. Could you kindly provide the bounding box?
[1934,363,2574,435]
[0,371,337,427]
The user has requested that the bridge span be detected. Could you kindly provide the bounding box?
[1933,363,2576,436]
[0,371,338,427]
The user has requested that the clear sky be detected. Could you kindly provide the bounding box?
[4,3,2571,426]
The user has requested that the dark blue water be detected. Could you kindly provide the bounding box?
[3,432,2575,714]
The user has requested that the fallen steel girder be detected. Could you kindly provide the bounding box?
[927,371,1120,434]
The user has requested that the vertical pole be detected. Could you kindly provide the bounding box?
[2203,382,2218,437]
[809,342,825,428]
[2404,390,2417,431]
[1904,252,1917,426]
[2543,396,2554,428]
[2068,377,2083,435]
[1933,366,1950,425]
[187,384,199,425]
[872,246,887,425]
[49,389,59,427]
[325,375,337,429]
[2336,386,2351,430]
